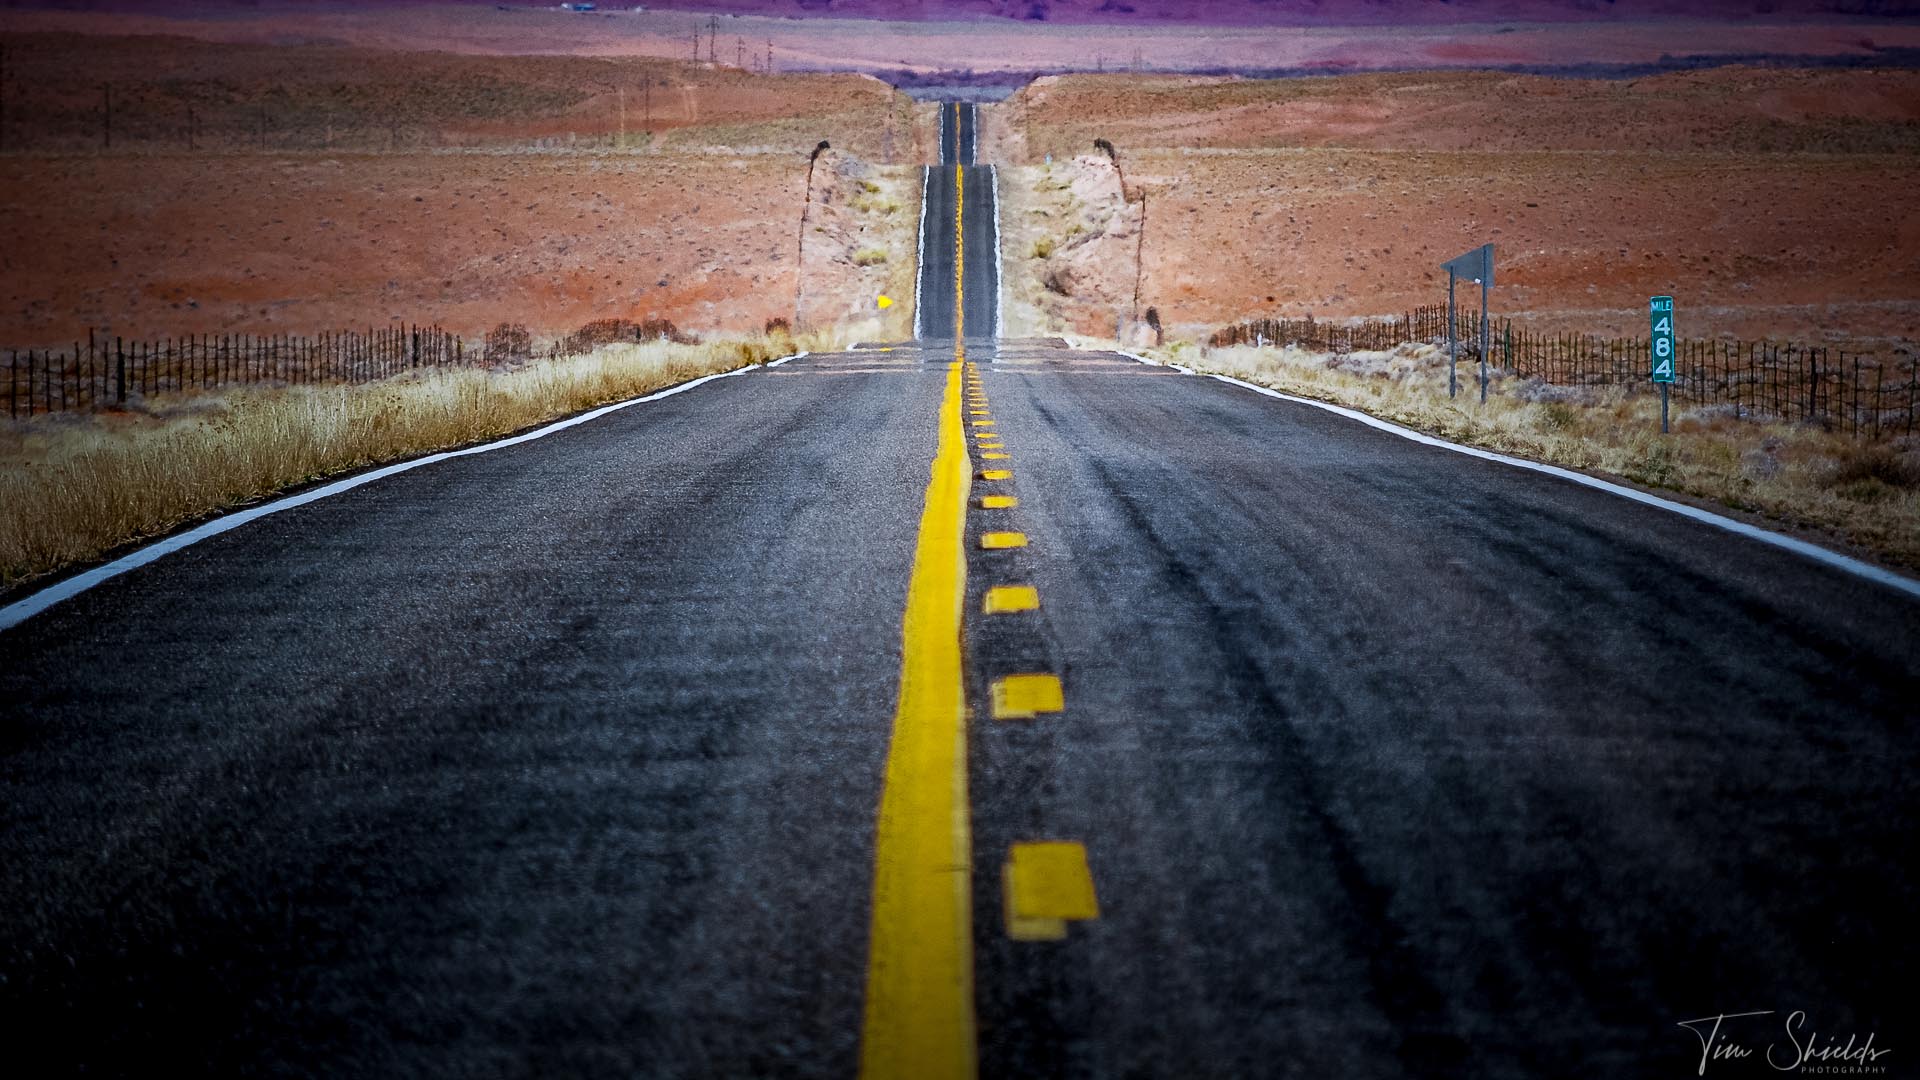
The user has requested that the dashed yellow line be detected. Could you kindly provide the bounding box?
[1003,841,1100,941]
[979,495,1018,509]
[990,674,1064,720]
[983,585,1039,614]
[981,532,1027,550]
[978,469,1012,481]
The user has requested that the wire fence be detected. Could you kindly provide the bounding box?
[4,326,466,419]
[1210,308,1920,440]
[2,318,704,420]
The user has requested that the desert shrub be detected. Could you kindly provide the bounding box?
[852,248,888,267]
[1626,440,1678,488]
[483,322,532,366]
[1031,237,1057,259]
[1823,443,1920,490]
[1538,401,1579,432]
[764,317,792,336]
[559,318,696,354]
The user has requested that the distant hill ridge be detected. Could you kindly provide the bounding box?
[22,0,1920,26]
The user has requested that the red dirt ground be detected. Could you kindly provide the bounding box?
[0,33,925,348]
[989,69,1920,345]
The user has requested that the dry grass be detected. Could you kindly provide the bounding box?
[0,334,827,591]
[1146,339,1920,573]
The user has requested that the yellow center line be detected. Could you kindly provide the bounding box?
[860,157,976,1080]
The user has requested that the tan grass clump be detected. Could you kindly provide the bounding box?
[1150,340,1920,572]
[0,336,811,591]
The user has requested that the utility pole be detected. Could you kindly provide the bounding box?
[643,76,651,134]
[736,36,745,69]
[1,43,9,155]
[187,104,196,150]
[691,30,699,61]
[618,84,625,147]
[103,83,112,150]
[767,39,774,73]
[708,16,719,64]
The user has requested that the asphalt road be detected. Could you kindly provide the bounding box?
[961,342,1920,1078]
[918,103,997,344]
[940,100,978,168]
[0,349,952,1076]
[4,100,1918,1079]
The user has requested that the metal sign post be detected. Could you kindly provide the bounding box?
[1446,270,1457,398]
[1441,244,1494,403]
[1479,260,1491,403]
[1650,295,1675,433]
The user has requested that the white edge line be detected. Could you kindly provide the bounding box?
[990,165,1004,347]
[0,357,800,633]
[1108,348,1920,602]
[914,164,931,342]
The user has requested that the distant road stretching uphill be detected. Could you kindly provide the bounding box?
[2,100,1916,1079]
[917,102,998,343]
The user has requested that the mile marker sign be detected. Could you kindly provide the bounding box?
[1650,296,1676,384]
[1650,295,1675,433]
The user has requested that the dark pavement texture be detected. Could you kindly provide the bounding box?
[963,342,1920,1079]
[0,349,949,1077]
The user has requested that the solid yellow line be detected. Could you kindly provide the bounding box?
[954,163,966,343]
[859,154,976,1080]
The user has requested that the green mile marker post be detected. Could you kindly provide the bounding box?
[1650,295,1676,434]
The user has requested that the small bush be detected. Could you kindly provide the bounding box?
[852,248,888,267]
[483,322,532,366]
[1031,237,1057,259]
[560,318,696,354]
[1626,441,1678,488]
[1823,443,1920,490]
[1538,401,1579,432]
